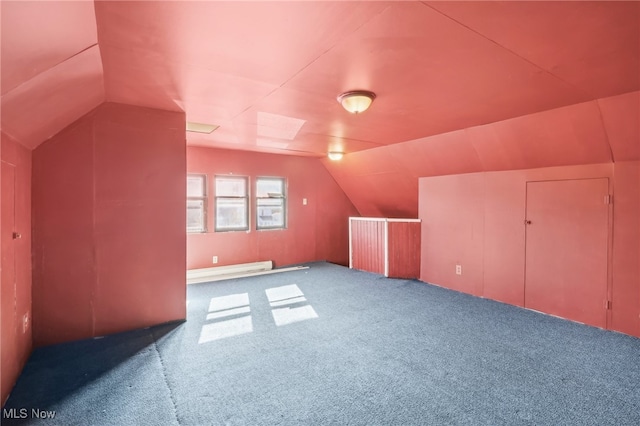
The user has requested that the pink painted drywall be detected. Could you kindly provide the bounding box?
[611,161,640,336]
[324,92,637,218]
[32,116,96,345]
[1,133,32,404]
[32,103,186,347]
[419,173,485,297]
[480,173,526,306]
[598,91,640,162]
[419,163,639,337]
[315,169,360,265]
[186,147,358,270]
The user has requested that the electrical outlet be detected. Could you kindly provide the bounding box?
[303,198,308,205]
[455,265,462,275]
[212,256,218,264]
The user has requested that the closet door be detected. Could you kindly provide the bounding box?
[1,162,17,399]
[524,178,609,328]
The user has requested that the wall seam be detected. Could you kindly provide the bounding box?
[595,99,616,164]
[90,111,97,336]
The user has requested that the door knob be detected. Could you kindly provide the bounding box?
[524,220,532,225]
[12,232,21,239]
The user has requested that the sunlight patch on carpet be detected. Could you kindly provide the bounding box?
[199,293,253,343]
[266,284,318,326]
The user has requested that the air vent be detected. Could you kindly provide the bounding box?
[186,122,219,134]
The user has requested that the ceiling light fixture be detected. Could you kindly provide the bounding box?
[327,151,344,161]
[337,90,376,114]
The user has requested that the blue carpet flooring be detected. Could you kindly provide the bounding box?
[3,262,639,425]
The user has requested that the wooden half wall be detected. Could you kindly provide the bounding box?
[349,217,421,279]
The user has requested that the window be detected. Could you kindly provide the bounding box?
[256,177,286,230]
[187,174,207,233]
[215,176,249,231]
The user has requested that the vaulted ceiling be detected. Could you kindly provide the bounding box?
[2,1,639,156]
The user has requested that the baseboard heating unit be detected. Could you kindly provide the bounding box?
[187,261,309,284]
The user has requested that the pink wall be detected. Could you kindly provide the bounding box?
[419,162,639,337]
[32,103,186,347]
[1,133,32,404]
[611,161,640,336]
[187,147,358,269]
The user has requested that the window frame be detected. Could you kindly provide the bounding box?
[214,175,250,232]
[256,176,287,230]
[187,174,207,233]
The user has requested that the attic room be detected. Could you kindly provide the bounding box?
[1,1,639,424]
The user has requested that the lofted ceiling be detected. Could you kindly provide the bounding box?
[1,1,639,156]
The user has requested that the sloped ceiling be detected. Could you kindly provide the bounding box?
[1,1,638,218]
[1,1,105,149]
[322,90,639,217]
[2,1,637,156]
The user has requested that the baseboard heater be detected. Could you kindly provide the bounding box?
[186,261,308,284]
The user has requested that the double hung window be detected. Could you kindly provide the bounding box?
[187,174,207,233]
[256,177,286,230]
[215,176,249,231]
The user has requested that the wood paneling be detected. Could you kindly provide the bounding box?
[350,218,421,279]
[387,221,421,279]
[350,219,386,276]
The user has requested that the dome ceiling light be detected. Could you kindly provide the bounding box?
[337,90,376,114]
[327,151,344,161]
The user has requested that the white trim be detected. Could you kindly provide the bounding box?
[187,265,308,284]
[349,217,387,222]
[188,261,309,284]
[384,220,389,277]
[350,217,420,223]
[349,218,353,269]
[187,261,272,280]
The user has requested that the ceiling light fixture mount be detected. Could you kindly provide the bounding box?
[337,90,376,114]
[327,151,344,161]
